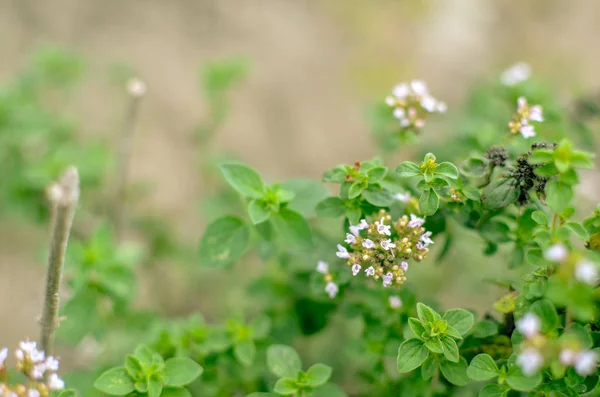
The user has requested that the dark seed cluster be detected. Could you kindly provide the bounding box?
[485,146,509,167]
[510,142,556,205]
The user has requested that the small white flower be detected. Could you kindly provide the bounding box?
[516,348,544,376]
[364,266,375,277]
[31,363,45,379]
[400,118,411,127]
[421,95,437,112]
[0,347,7,367]
[501,62,531,86]
[420,231,434,246]
[517,96,528,111]
[19,341,37,353]
[45,356,59,372]
[393,107,406,120]
[362,239,376,249]
[358,219,369,230]
[410,80,428,95]
[544,243,568,262]
[560,349,576,366]
[389,296,402,309]
[48,373,65,390]
[336,244,350,259]
[27,390,41,397]
[385,96,396,106]
[393,84,409,99]
[408,214,425,228]
[575,260,599,286]
[352,263,362,276]
[394,192,411,203]
[377,218,391,236]
[416,241,425,250]
[345,233,356,244]
[349,224,360,236]
[380,239,396,251]
[520,124,536,139]
[382,272,394,287]
[516,313,541,339]
[437,102,447,113]
[316,261,329,274]
[529,105,543,122]
[325,282,339,298]
[574,350,598,376]
[400,261,409,271]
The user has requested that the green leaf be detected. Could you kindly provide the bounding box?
[366,166,388,182]
[419,188,439,216]
[481,177,519,210]
[440,357,469,386]
[443,309,474,335]
[248,200,271,224]
[436,162,459,179]
[267,345,302,378]
[421,355,439,380]
[506,366,542,391]
[397,338,429,373]
[271,208,313,250]
[417,303,440,323]
[220,163,265,198]
[546,180,573,213]
[311,383,347,397]
[467,354,499,381]
[531,211,548,225]
[323,166,348,183]
[348,181,366,199]
[281,179,329,217]
[441,335,459,362]
[306,363,332,387]
[134,345,154,367]
[94,367,135,395]
[125,355,143,379]
[315,197,346,218]
[530,298,559,333]
[362,185,394,206]
[408,318,427,339]
[273,378,298,395]
[445,325,463,340]
[566,221,590,240]
[460,157,487,178]
[396,161,422,178]
[160,388,192,397]
[234,339,256,367]
[199,216,251,268]
[56,391,77,397]
[148,378,162,397]
[478,384,509,397]
[424,337,444,354]
[472,320,499,338]
[164,357,203,387]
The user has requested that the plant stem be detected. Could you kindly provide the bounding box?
[113,78,145,239]
[40,167,80,357]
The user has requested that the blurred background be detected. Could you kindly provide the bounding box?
[2,0,600,375]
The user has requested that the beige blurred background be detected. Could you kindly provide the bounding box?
[2,0,600,362]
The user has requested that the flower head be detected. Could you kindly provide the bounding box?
[386,80,446,132]
[516,348,544,376]
[362,239,376,249]
[377,218,392,236]
[575,260,598,285]
[336,244,350,259]
[394,192,411,203]
[389,296,402,309]
[0,348,7,367]
[380,239,396,251]
[365,266,375,277]
[382,272,394,287]
[408,214,425,228]
[358,219,369,229]
[48,373,65,390]
[516,313,541,339]
[420,231,434,247]
[560,349,576,366]
[574,350,598,376]
[316,261,329,274]
[509,97,543,139]
[325,282,339,298]
[501,62,531,86]
[543,243,568,262]
[345,233,356,244]
[351,264,362,276]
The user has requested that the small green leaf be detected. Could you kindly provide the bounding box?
[396,162,422,178]
[271,208,314,250]
[408,318,427,339]
[125,355,143,379]
[56,391,78,397]
[441,335,459,363]
[467,354,499,381]
[472,320,499,338]
[220,163,265,198]
[248,200,272,224]
[281,179,329,217]
[546,180,573,213]
[443,309,474,335]
[530,298,559,333]
[481,177,519,210]
[419,188,439,216]
[94,367,135,395]
[506,365,542,391]
[362,185,394,206]
[417,303,440,323]
[424,337,444,354]
[460,157,487,178]
[478,384,509,397]
[436,162,459,179]
[440,357,469,386]
[273,378,298,395]
[366,166,388,182]
[160,388,193,397]
[148,378,162,397]
[306,363,332,387]
[531,211,548,225]
[421,355,439,380]
[234,339,256,367]
[315,197,346,218]
[445,325,463,340]
[348,181,365,199]
[267,345,302,378]
[397,338,429,373]
[199,216,251,268]
[566,221,590,240]
[164,357,203,387]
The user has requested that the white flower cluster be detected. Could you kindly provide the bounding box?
[544,244,599,286]
[385,80,446,130]
[0,341,65,396]
[509,97,543,139]
[316,261,339,299]
[559,348,598,376]
[500,62,531,86]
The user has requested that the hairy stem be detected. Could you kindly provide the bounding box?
[40,167,80,356]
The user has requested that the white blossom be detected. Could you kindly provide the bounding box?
[529,105,543,122]
[392,83,409,99]
[501,63,531,86]
[377,218,391,236]
[31,363,45,379]
[336,244,350,259]
[421,95,437,112]
[127,78,147,98]
[575,260,599,286]
[520,125,536,139]
[45,356,59,372]
[48,373,65,390]
[358,219,369,230]
[393,108,406,120]
[325,282,339,298]
[574,350,598,376]
[349,224,361,236]
[27,390,40,397]
[364,266,375,277]
[345,233,356,244]
[0,348,7,367]
[362,239,376,249]
[394,192,411,203]
[516,313,541,339]
[560,349,576,366]
[544,243,568,262]
[420,231,434,247]
[385,96,396,106]
[408,214,425,228]
[437,102,447,113]
[316,261,329,274]
[380,239,396,251]
[382,272,394,287]
[410,80,428,95]
[400,261,409,271]
[389,296,402,309]
[517,348,544,376]
[352,264,362,276]
[416,241,425,250]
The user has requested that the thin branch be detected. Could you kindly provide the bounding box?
[40,167,80,357]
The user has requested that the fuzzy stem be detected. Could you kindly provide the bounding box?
[113,79,145,239]
[40,167,80,356]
